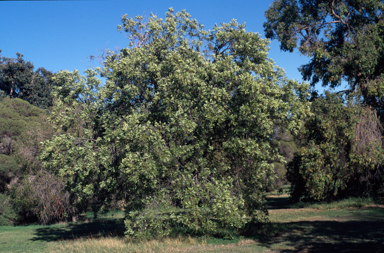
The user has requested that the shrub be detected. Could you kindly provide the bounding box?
[10,170,72,224]
[0,193,17,225]
[0,98,53,192]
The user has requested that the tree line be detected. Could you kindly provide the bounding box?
[0,1,383,238]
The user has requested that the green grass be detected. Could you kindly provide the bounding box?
[1,197,384,252]
[82,210,125,220]
[0,224,63,252]
[290,196,377,209]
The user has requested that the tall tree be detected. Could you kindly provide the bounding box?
[0,50,55,109]
[0,52,33,99]
[42,9,310,238]
[264,0,384,110]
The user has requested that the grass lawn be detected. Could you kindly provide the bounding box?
[1,198,384,252]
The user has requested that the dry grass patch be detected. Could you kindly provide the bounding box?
[48,237,267,253]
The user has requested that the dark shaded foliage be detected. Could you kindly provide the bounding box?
[0,98,71,225]
[0,50,55,109]
[10,170,72,225]
[0,193,17,225]
[287,92,384,202]
[270,127,298,190]
[264,0,384,114]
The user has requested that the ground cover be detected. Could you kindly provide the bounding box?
[1,197,383,252]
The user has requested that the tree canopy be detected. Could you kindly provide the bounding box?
[264,0,384,109]
[0,51,55,109]
[287,92,384,201]
[41,9,310,237]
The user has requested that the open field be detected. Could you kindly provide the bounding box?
[1,197,384,252]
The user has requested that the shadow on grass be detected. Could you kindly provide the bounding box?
[242,206,384,252]
[265,195,291,210]
[32,218,125,242]
[258,219,384,252]
[31,198,384,252]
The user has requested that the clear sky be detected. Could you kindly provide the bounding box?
[0,0,336,93]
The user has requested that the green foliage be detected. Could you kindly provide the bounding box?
[10,170,72,224]
[264,0,384,109]
[0,155,18,192]
[42,8,311,238]
[0,98,60,225]
[270,128,298,191]
[0,50,55,109]
[0,98,52,191]
[0,193,17,225]
[287,92,384,202]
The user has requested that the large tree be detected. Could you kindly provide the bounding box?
[42,9,310,238]
[0,51,55,109]
[264,0,384,110]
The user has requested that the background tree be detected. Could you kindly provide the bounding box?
[0,50,55,109]
[264,0,384,111]
[42,9,310,238]
[270,127,298,191]
[265,0,384,201]
[287,92,384,202]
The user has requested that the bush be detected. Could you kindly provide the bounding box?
[0,193,17,225]
[0,98,53,192]
[10,170,72,224]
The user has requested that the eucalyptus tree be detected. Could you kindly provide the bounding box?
[264,0,384,111]
[42,8,310,238]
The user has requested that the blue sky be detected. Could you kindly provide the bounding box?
[1,0,337,93]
